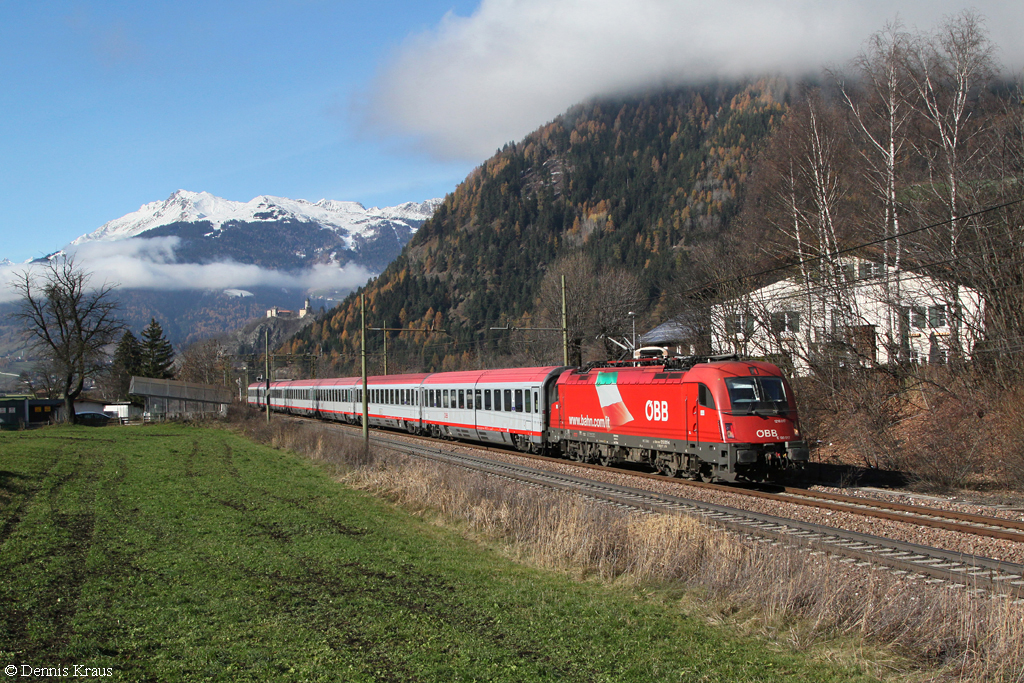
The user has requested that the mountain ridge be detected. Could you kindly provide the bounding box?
[70,190,443,250]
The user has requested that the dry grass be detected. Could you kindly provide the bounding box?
[228,409,1024,682]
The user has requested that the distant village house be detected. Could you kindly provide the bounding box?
[709,258,984,376]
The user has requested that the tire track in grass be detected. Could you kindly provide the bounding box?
[0,452,61,547]
[217,480,582,680]
[0,445,102,659]
[184,438,200,478]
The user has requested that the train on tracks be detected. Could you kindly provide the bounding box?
[247,355,809,482]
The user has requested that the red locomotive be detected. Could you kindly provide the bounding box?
[248,355,808,482]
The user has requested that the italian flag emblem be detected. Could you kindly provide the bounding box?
[595,372,634,427]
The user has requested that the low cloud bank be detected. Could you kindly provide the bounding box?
[0,237,371,303]
[365,0,1024,160]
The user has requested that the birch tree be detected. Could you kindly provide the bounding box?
[835,21,914,362]
[905,10,996,361]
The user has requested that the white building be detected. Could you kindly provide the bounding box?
[710,258,984,375]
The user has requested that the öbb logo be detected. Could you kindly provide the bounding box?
[645,400,669,422]
[756,429,781,438]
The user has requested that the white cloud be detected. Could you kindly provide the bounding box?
[366,0,1024,160]
[0,237,371,304]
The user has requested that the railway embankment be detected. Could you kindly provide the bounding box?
[231,410,1024,683]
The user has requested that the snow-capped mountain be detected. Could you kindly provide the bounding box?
[72,190,442,251]
[4,189,445,348]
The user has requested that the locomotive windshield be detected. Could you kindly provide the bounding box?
[724,377,789,415]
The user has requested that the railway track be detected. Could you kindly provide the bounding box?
[284,415,1024,599]
[365,431,1024,599]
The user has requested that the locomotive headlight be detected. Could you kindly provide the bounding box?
[725,423,735,439]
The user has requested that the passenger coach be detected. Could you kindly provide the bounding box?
[248,366,567,452]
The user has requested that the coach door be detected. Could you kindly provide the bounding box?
[695,382,720,444]
[682,383,697,442]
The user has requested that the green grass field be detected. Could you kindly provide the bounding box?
[0,425,873,681]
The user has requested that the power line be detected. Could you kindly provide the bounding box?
[674,196,1024,298]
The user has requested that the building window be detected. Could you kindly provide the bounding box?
[725,313,754,337]
[859,261,883,280]
[929,305,947,328]
[771,311,800,334]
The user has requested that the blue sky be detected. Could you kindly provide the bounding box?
[0,0,479,262]
[2,0,1020,265]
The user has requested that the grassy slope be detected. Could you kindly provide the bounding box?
[0,425,872,682]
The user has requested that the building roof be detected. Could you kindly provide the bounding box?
[129,377,233,404]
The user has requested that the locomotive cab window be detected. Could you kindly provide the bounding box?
[724,377,787,414]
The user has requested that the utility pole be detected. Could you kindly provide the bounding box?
[629,311,636,357]
[561,274,569,366]
[360,293,368,446]
[368,323,444,380]
[264,328,270,424]
[489,274,571,367]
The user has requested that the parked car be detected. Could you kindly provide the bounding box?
[75,412,112,427]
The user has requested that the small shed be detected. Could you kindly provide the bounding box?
[0,396,64,429]
[128,377,234,420]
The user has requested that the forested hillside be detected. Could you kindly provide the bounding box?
[277,11,1024,491]
[284,80,787,371]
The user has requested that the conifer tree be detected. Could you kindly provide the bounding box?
[139,318,175,379]
[110,330,142,399]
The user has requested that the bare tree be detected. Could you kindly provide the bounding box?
[177,338,227,385]
[11,257,123,424]
[904,11,996,362]
[535,252,646,366]
[835,21,915,362]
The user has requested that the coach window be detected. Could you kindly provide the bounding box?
[442,390,448,408]
[504,389,512,412]
[466,390,474,410]
[698,383,716,409]
[484,390,492,411]
[474,389,481,409]
[515,389,523,412]
[525,390,531,414]
[458,389,465,409]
